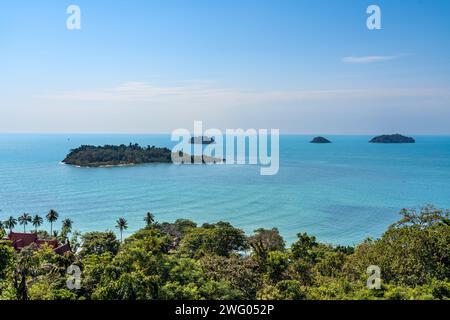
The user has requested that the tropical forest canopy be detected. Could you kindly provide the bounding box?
[0,206,449,300]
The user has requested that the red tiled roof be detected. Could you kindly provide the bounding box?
[5,232,70,254]
[54,243,71,255]
[8,232,38,249]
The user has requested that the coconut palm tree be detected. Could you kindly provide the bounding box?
[144,212,155,228]
[46,209,59,236]
[61,218,73,243]
[62,218,73,233]
[32,215,43,233]
[4,216,17,233]
[18,213,32,233]
[116,217,128,242]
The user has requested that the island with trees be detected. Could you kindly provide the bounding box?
[369,134,415,144]
[1,205,449,300]
[190,136,215,144]
[310,137,332,144]
[62,144,223,167]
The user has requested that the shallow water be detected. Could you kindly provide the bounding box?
[1,134,449,245]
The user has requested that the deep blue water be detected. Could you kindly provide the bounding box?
[1,134,450,245]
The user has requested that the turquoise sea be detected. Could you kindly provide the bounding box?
[1,134,450,245]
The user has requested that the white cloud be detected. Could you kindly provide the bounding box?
[38,82,450,106]
[342,55,399,64]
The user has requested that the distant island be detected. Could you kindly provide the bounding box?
[190,136,215,144]
[369,134,415,144]
[62,144,223,167]
[310,136,331,144]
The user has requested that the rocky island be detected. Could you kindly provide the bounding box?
[310,136,331,143]
[62,144,223,167]
[369,134,415,144]
[190,136,215,144]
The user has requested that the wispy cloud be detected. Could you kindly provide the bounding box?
[342,55,399,64]
[38,81,450,106]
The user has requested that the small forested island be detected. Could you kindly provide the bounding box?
[310,136,331,144]
[190,136,215,144]
[62,144,223,167]
[369,134,415,144]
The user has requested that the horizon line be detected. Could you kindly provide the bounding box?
[1,132,450,136]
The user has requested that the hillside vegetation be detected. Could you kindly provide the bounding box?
[0,206,449,300]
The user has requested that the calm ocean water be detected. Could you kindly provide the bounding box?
[1,134,449,245]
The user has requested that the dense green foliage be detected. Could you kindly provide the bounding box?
[63,144,173,167]
[62,143,223,167]
[0,206,449,300]
[369,134,415,144]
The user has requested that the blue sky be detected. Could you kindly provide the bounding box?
[1,0,450,133]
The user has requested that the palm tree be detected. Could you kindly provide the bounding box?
[62,218,73,233]
[144,212,155,228]
[46,209,59,236]
[18,213,32,233]
[116,218,128,242]
[32,215,43,233]
[4,216,17,233]
[61,218,73,242]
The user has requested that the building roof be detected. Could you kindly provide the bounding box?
[7,232,38,250]
[3,232,71,254]
[54,243,72,255]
